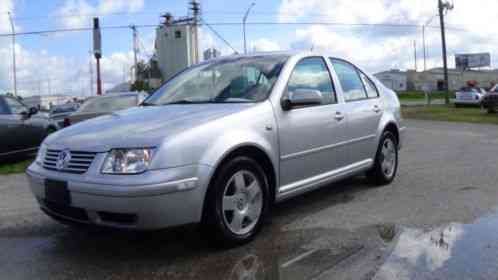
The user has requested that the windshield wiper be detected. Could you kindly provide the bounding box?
[140,102,157,106]
[163,100,209,105]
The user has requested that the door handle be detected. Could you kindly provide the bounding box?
[334,112,345,121]
[373,105,382,113]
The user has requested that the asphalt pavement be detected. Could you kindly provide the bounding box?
[2,119,498,279]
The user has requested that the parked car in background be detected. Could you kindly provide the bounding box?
[454,86,486,107]
[63,92,147,127]
[0,95,47,161]
[44,103,79,132]
[483,84,498,113]
[27,52,404,245]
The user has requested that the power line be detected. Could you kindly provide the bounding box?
[0,20,471,38]
[0,24,158,37]
[200,19,239,54]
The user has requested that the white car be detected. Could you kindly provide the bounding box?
[454,87,486,107]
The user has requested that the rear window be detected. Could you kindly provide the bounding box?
[78,95,137,113]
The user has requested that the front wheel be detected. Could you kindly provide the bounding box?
[367,131,399,185]
[203,156,270,247]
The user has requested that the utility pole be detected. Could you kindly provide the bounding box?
[93,17,103,95]
[414,40,417,71]
[438,0,453,105]
[243,3,255,54]
[131,25,139,82]
[8,12,17,97]
[189,1,200,64]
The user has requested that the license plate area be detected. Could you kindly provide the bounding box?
[45,179,71,205]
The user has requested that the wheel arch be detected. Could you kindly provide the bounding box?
[201,143,278,224]
[383,122,399,145]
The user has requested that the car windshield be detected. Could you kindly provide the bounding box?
[144,55,288,105]
[77,95,137,113]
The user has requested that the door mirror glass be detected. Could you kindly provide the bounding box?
[283,89,323,110]
[29,107,38,116]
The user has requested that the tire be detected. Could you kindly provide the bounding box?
[203,156,270,247]
[367,131,399,186]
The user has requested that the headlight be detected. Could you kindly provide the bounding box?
[101,148,154,174]
[35,144,47,166]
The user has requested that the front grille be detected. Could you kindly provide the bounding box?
[43,149,96,174]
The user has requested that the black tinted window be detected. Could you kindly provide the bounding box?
[287,57,336,104]
[330,59,368,102]
[0,98,8,114]
[4,97,26,114]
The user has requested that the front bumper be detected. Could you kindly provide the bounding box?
[453,98,482,105]
[26,163,213,230]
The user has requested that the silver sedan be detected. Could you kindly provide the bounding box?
[27,52,405,245]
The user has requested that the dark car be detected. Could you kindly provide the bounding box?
[483,85,498,113]
[0,95,47,161]
[64,92,147,127]
[46,103,79,131]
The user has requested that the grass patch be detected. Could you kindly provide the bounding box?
[397,91,455,100]
[402,105,498,125]
[0,159,33,175]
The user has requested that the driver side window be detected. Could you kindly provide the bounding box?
[287,57,337,105]
[4,97,26,114]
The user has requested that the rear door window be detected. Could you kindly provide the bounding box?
[330,59,368,102]
[359,72,379,98]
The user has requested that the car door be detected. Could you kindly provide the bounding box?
[0,97,17,157]
[329,58,383,164]
[4,97,45,152]
[275,57,350,189]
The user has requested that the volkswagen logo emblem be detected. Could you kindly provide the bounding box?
[56,149,71,171]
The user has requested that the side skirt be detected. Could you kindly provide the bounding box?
[275,159,373,202]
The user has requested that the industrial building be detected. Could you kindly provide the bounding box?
[154,13,200,82]
[375,68,498,92]
[374,69,408,91]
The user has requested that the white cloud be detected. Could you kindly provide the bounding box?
[277,0,498,72]
[251,38,282,52]
[0,43,135,96]
[0,0,15,33]
[55,0,145,28]
[98,0,144,14]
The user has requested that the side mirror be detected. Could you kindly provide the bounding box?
[29,107,38,116]
[282,89,323,110]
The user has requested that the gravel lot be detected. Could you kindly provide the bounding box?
[2,119,498,280]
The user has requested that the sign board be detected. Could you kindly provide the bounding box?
[455,53,490,70]
[93,17,102,59]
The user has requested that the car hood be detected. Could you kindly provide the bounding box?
[46,104,253,152]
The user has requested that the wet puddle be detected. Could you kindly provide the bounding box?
[375,211,498,280]
[5,210,498,279]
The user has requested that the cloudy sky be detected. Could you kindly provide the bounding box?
[1,0,497,97]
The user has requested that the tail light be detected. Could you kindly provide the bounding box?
[63,117,71,127]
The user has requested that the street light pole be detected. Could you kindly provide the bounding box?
[8,12,17,97]
[243,2,255,54]
[438,0,453,105]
